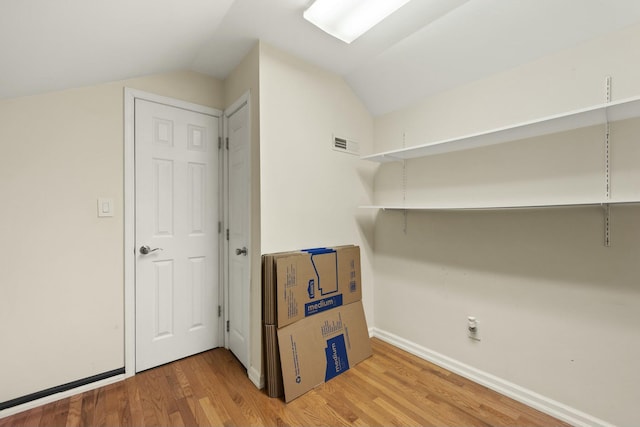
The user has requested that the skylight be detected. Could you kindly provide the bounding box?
[303,0,412,44]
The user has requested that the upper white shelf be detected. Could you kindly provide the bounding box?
[362,95,640,163]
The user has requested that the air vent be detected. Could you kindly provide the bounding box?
[332,136,359,155]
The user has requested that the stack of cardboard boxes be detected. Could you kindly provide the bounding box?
[262,245,372,402]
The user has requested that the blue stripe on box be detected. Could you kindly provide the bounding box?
[304,294,343,316]
[302,247,334,255]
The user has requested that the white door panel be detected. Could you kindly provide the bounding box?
[135,99,220,372]
[226,99,251,368]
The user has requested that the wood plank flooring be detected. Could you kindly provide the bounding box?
[0,338,569,426]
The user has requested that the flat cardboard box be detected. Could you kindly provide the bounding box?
[262,249,306,396]
[274,245,361,328]
[262,249,303,325]
[263,324,283,398]
[277,301,372,402]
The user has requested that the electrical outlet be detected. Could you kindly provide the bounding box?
[467,316,481,341]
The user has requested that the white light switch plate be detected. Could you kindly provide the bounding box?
[98,197,114,217]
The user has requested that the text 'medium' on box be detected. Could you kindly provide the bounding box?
[277,301,371,402]
[275,246,361,328]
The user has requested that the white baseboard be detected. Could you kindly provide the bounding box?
[370,328,615,427]
[0,374,125,420]
[248,365,264,389]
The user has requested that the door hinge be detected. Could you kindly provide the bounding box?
[226,137,229,150]
[218,305,222,317]
[226,229,229,241]
[218,221,222,233]
[218,136,222,150]
[226,320,230,332]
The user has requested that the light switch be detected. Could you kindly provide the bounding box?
[98,197,114,217]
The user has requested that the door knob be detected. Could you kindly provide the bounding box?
[235,247,248,256]
[140,245,163,255]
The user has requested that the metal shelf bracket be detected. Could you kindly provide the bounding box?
[402,132,408,234]
[604,76,612,247]
[603,203,611,247]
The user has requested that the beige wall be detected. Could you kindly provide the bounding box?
[372,23,640,426]
[0,70,222,403]
[258,43,376,328]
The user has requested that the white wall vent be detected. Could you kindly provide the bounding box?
[332,135,359,155]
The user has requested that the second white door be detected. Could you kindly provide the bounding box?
[135,99,221,372]
[226,98,251,369]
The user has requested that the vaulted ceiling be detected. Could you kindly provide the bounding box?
[2,0,640,115]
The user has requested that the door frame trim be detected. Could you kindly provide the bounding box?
[123,88,223,377]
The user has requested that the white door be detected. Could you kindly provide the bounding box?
[226,98,251,368]
[135,99,220,372]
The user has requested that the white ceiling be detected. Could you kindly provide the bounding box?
[2,0,640,115]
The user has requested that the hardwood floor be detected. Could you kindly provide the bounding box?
[1,338,569,426]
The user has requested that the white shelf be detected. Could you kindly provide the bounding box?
[362,95,640,162]
[360,199,640,211]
